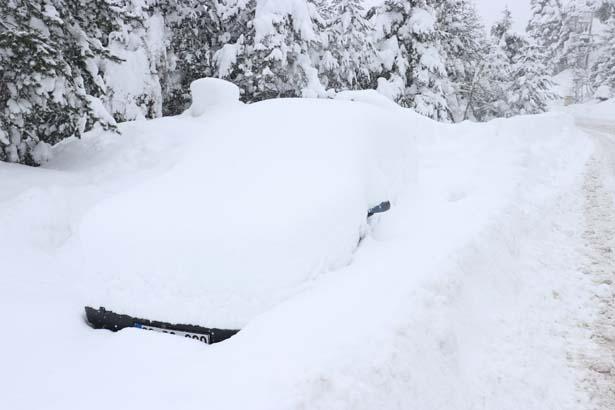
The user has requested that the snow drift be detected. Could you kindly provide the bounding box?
[0,85,599,410]
[66,85,417,327]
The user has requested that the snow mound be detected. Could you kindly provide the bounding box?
[31,142,53,165]
[376,76,405,102]
[74,98,416,327]
[189,78,241,117]
[335,89,400,110]
[0,100,598,410]
[594,85,612,101]
[563,97,615,124]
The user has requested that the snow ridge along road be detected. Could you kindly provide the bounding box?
[576,117,615,410]
[0,95,612,409]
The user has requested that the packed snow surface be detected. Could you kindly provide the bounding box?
[0,91,609,410]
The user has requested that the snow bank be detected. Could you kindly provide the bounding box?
[335,89,401,110]
[189,78,242,117]
[561,97,615,125]
[0,98,596,410]
[67,97,415,327]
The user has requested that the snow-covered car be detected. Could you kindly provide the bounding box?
[72,79,416,328]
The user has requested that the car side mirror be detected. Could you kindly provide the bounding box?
[367,201,391,218]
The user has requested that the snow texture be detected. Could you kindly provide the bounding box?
[254,0,316,42]
[0,95,610,410]
[189,78,242,117]
[335,89,401,110]
[595,85,612,101]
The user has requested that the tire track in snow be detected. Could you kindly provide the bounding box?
[577,118,615,410]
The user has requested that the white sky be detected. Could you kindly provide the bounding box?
[473,0,532,33]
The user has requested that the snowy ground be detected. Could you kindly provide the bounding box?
[573,108,615,410]
[1,94,614,409]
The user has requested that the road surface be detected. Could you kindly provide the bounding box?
[576,117,615,410]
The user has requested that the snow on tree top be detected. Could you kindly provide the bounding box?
[254,0,316,42]
[409,7,436,35]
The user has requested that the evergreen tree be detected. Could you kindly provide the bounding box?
[164,0,221,115]
[103,0,169,121]
[526,0,564,73]
[435,0,487,121]
[506,43,557,115]
[468,8,554,120]
[214,0,325,102]
[319,0,377,91]
[461,7,514,120]
[468,39,511,121]
[590,17,615,91]
[0,0,130,165]
[491,8,527,65]
[369,0,411,101]
[373,0,451,121]
[596,0,615,22]
[491,6,513,40]
[556,0,596,72]
[212,0,256,99]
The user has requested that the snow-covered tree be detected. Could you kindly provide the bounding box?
[596,0,615,21]
[164,0,221,114]
[319,0,377,91]
[467,8,554,120]
[491,8,527,64]
[526,0,564,73]
[214,0,325,102]
[556,1,596,70]
[372,0,451,121]
[102,0,170,121]
[467,39,511,121]
[557,1,598,100]
[210,0,254,99]
[590,17,615,91]
[460,7,515,120]
[0,0,130,165]
[506,43,557,115]
[435,0,487,120]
